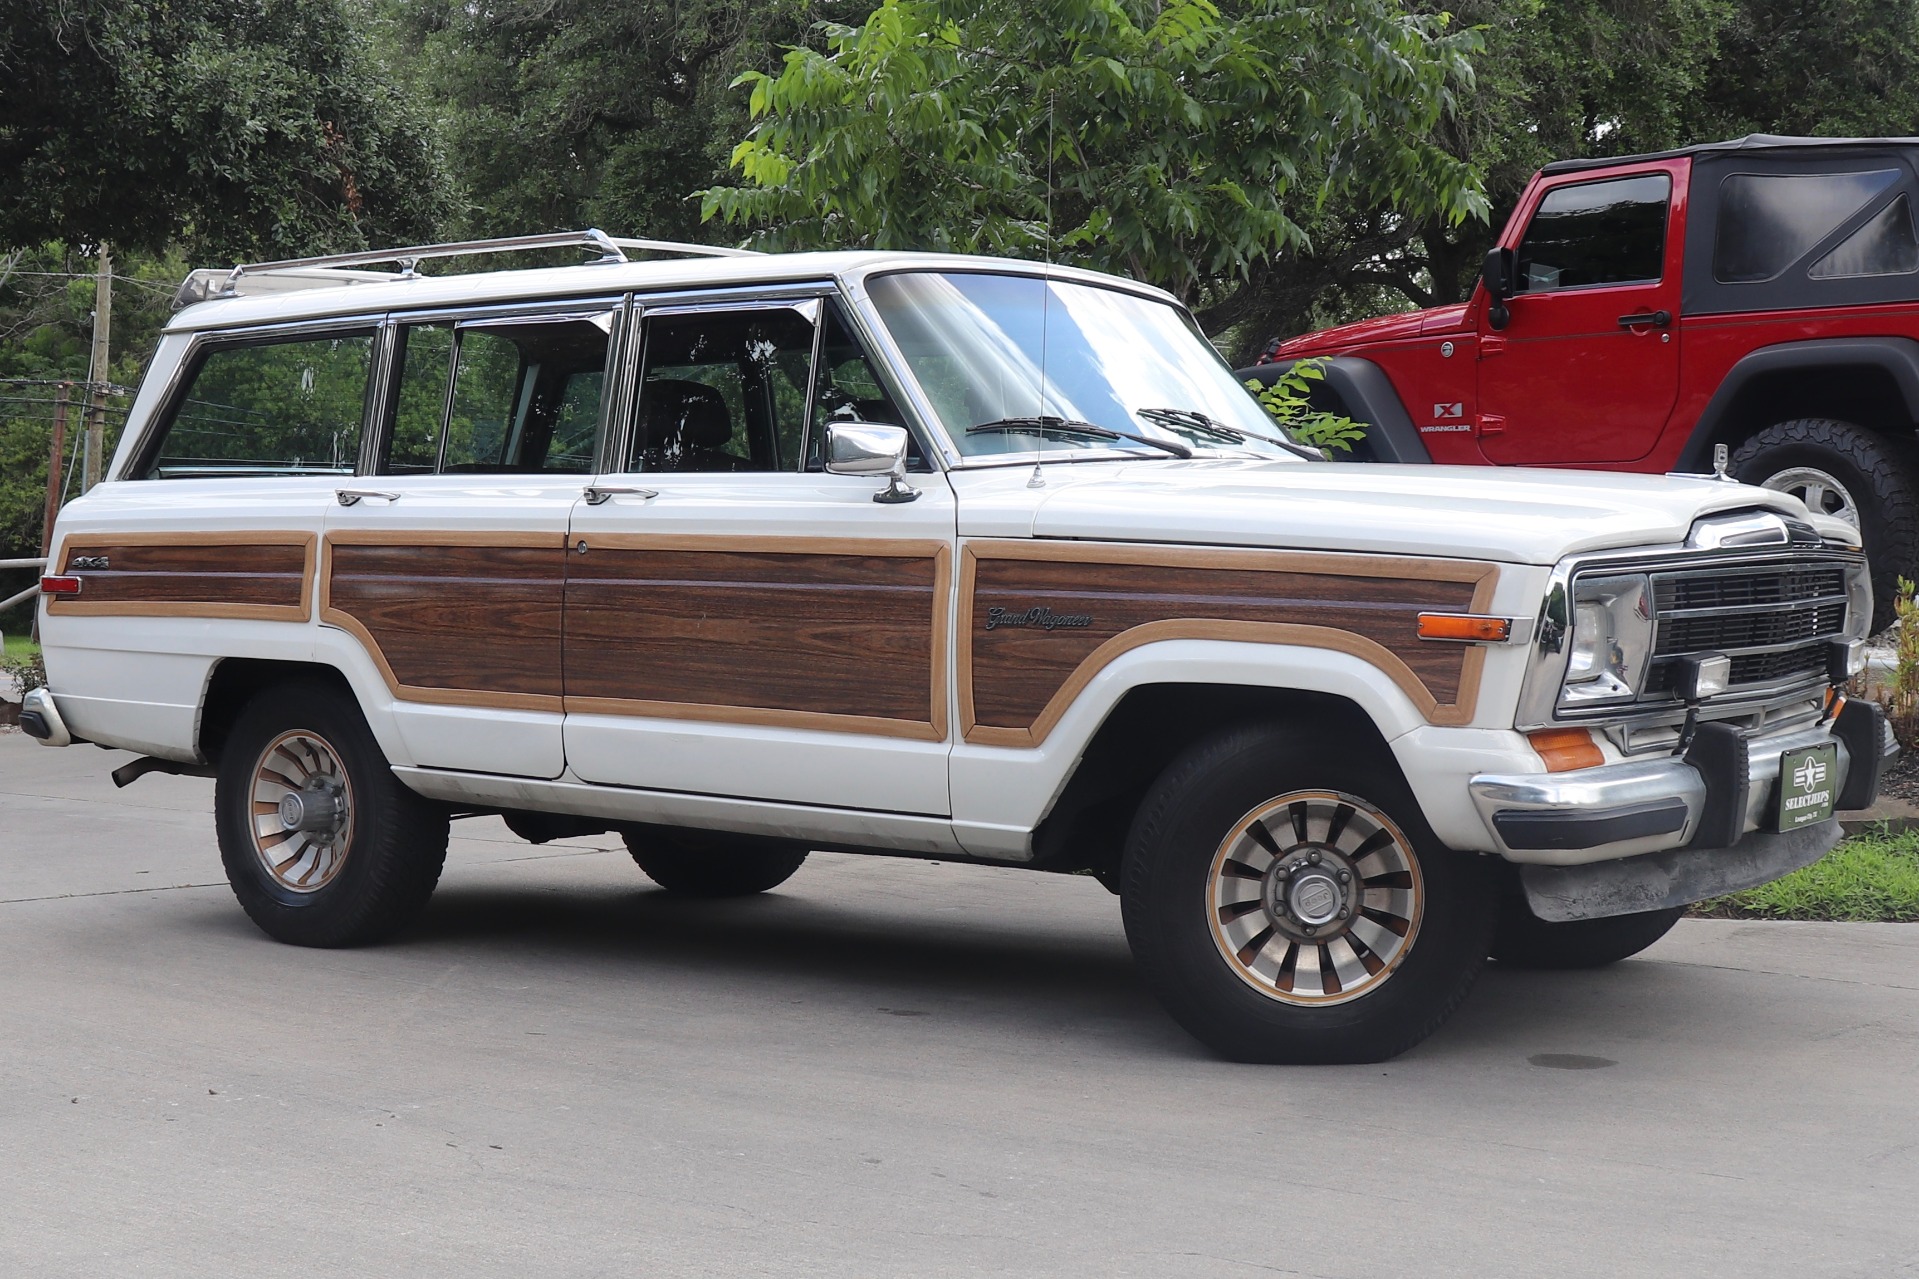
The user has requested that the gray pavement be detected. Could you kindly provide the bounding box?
[2,728,1917,1278]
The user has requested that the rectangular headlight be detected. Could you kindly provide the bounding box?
[1558,573,1653,710]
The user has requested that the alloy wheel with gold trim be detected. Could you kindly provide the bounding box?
[247,730,355,894]
[1207,791,1423,1006]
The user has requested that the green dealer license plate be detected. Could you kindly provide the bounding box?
[1776,743,1839,831]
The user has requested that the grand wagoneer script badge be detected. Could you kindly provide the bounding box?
[984,606,1094,632]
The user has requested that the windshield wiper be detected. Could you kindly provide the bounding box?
[965,416,1194,459]
[1135,405,1325,461]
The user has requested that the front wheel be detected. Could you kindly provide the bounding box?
[215,680,449,947]
[1491,899,1683,970]
[1121,724,1496,1064]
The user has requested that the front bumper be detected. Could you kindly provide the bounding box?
[1468,700,1889,867]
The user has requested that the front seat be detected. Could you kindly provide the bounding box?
[637,379,742,472]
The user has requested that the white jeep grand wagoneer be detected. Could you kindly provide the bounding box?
[21,230,1891,1063]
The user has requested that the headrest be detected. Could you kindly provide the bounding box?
[642,379,731,450]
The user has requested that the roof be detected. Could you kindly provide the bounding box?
[164,248,1179,333]
[1539,134,1919,176]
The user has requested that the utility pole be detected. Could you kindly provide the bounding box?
[83,243,111,492]
[41,383,70,558]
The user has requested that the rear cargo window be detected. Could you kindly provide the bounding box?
[1515,174,1670,292]
[146,330,374,479]
[1713,170,1901,283]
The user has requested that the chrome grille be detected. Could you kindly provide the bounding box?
[1643,559,1852,699]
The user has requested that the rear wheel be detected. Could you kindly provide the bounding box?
[621,827,809,897]
[1731,417,1919,627]
[1491,899,1683,970]
[1120,724,1496,1064]
[215,681,448,947]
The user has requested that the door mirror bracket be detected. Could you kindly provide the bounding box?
[824,421,920,504]
[1482,246,1517,331]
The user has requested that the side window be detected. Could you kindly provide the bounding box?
[808,305,916,471]
[1714,170,1901,283]
[1810,194,1919,279]
[629,308,816,473]
[146,330,374,479]
[1515,174,1671,292]
[378,314,611,475]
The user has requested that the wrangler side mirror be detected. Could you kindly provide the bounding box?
[824,421,919,504]
[1482,246,1517,331]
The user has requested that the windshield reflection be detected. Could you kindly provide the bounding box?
[864,272,1306,461]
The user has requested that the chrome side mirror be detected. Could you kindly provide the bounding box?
[824,421,919,504]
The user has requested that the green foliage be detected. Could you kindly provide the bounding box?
[1883,575,1919,749]
[702,0,1487,321]
[1,0,452,259]
[1,639,47,698]
[392,0,846,243]
[1695,826,1919,921]
[1243,364,1367,454]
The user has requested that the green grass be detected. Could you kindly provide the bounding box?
[1694,826,1919,922]
[2,635,39,661]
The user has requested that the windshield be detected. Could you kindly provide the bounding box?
[864,271,1308,461]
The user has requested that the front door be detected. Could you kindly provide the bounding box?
[321,303,619,778]
[1477,166,1683,465]
[563,298,956,816]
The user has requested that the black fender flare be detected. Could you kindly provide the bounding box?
[1675,336,1919,472]
[1236,357,1432,464]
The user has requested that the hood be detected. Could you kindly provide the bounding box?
[1273,303,1469,357]
[973,460,1834,565]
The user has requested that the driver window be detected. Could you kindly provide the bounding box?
[629,308,817,473]
[807,305,915,471]
[1515,174,1671,293]
[379,314,611,475]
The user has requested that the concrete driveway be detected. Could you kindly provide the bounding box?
[2,729,1916,1278]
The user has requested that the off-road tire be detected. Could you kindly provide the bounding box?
[1120,723,1497,1064]
[1731,417,1919,627]
[621,827,809,897]
[1490,899,1683,970]
[215,681,449,947]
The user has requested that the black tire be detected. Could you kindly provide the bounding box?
[1120,723,1497,1064]
[1491,899,1683,970]
[215,680,449,947]
[1730,417,1919,628]
[621,826,809,897]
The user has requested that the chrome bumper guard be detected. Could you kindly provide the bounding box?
[18,686,72,747]
[1469,700,1889,867]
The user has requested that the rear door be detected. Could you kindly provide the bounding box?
[563,295,956,816]
[321,301,620,779]
[1476,164,1684,464]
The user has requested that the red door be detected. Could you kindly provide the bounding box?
[1477,164,1685,465]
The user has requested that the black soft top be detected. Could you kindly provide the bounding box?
[1541,134,1919,175]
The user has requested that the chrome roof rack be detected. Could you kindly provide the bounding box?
[175,229,762,308]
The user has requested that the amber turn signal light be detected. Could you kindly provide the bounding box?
[1527,728,1603,773]
[39,575,82,596]
[1416,612,1512,643]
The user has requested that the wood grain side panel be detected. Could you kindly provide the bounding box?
[565,546,941,727]
[961,543,1499,745]
[323,543,566,705]
[49,532,315,621]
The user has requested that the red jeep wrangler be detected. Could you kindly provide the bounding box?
[1252,135,1919,623]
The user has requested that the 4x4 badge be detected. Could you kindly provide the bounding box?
[984,606,1093,632]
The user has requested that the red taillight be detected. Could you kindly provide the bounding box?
[40,575,82,596]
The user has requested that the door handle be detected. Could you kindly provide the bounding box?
[1617,309,1672,329]
[583,485,658,505]
[1476,414,1506,437]
[335,489,401,506]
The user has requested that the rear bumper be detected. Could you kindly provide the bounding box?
[1468,700,1889,867]
[18,687,72,747]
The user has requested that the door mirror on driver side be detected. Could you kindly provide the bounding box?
[1482,246,1517,331]
[824,421,919,504]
